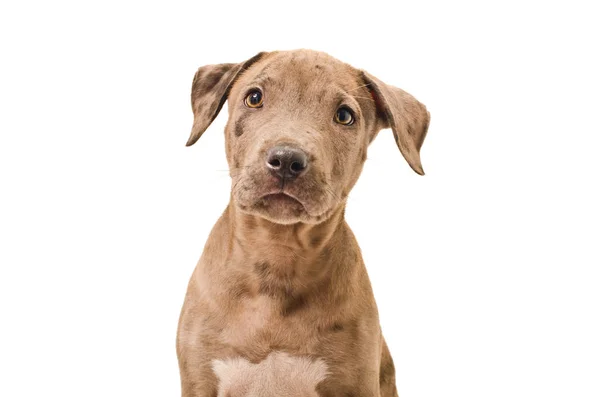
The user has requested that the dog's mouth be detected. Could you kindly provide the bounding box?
[233,170,338,225]
[237,190,308,224]
[258,192,305,209]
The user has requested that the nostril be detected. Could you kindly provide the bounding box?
[266,145,308,178]
[290,161,305,173]
[268,158,281,169]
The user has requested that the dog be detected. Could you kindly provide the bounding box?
[177,49,430,397]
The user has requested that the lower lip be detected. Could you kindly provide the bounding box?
[262,193,301,206]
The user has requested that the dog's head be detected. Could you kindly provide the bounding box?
[187,50,429,224]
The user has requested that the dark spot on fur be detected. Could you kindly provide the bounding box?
[235,121,244,137]
[332,164,342,178]
[332,322,344,332]
[317,245,334,262]
[379,355,396,384]
[258,283,272,296]
[339,319,359,341]
[243,216,258,230]
[234,112,251,137]
[258,280,293,299]
[254,261,269,277]
[280,293,306,316]
[317,383,357,397]
[310,232,324,247]
[255,262,296,300]
[231,282,250,299]
[203,69,227,92]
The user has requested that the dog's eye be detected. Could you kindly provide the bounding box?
[245,90,263,108]
[334,107,354,125]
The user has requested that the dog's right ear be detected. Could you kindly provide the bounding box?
[186,52,266,146]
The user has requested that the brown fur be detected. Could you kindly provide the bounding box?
[177,50,430,396]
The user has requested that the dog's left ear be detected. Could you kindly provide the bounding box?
[361,71,430,175]
[186,52,266,146]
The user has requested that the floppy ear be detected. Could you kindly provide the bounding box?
[186,52,266,146]
[361,71,430,175]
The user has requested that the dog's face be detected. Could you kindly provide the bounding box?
[187,50,429,225]
[225,52,377,224]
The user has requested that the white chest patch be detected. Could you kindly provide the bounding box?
[212,351,329,397]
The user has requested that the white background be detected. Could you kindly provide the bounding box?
[1,1,599,396]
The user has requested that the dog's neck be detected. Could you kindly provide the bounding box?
[227,203,346,266]
[222,202,350,299]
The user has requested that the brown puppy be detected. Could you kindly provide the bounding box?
[177,50,430,397]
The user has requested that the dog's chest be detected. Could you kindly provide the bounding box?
[215,297,365,393]
[218,293,324,359]
[222,294,273,343]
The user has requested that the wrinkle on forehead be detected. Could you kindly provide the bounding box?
[240,50,358,91]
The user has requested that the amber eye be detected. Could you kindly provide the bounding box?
[334,107,354,125]
[244,90,263,108]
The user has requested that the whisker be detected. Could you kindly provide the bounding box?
[347,83,370,93]
[352,95,375,102]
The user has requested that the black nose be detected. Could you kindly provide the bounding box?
[266,146,308,179]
